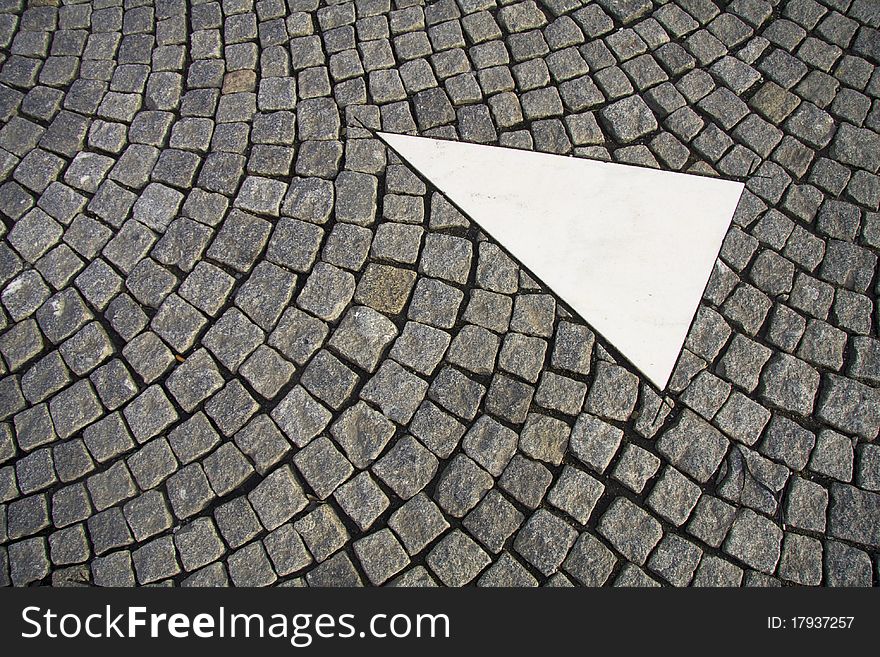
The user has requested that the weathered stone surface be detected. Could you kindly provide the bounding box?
[723,509,783,574]
[0,0,875,591]
[828,484,880,549]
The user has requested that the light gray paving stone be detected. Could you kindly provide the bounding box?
[723,508,783,574]
[656,410,729,483]
[548,465,605,525]
[292,504,348,564]
[271,385,332,448]
[824,540,872,587]
[597,497,662,566]
[648,533,703,587]
[329,305,398,372]
[372,434,438,500]
[647,466,702,526]
[334,470,389,532]
[427,529,491,587]
[584,362,639,421]
[816,374,880,440]
[612,443,661,494]
[828,483,880,549]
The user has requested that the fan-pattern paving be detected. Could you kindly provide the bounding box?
[0,0,878,587]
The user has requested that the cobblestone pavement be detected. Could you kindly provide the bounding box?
[0,0,878,588]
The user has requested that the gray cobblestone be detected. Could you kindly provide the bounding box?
[334,470,389,531]
[723,508,782,574]
[0,0,876,590]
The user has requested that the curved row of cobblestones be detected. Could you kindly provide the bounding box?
[0,0,877,587]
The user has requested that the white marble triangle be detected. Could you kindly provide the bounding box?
[378,132,745,390]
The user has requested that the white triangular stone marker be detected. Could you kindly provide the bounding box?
[378,132,745,390]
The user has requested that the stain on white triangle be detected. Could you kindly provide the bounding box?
[378,132,745,390]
